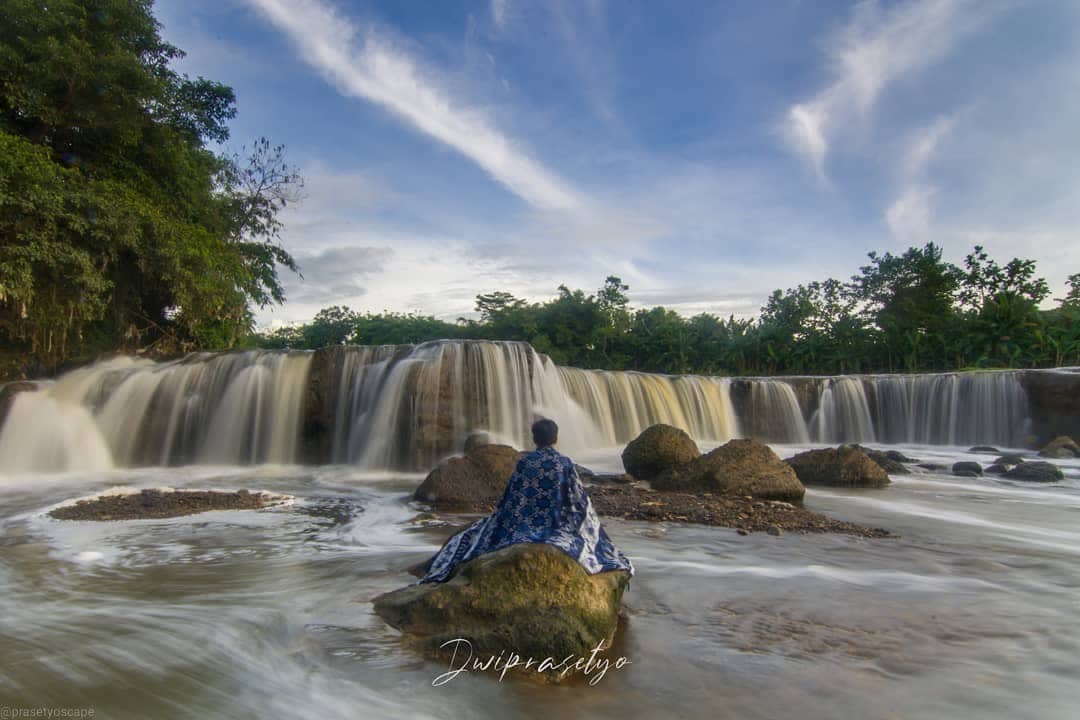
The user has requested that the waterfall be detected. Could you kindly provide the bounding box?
[744,380,810,443]
[867,371,1030,446]
[0,351,313,472]
[810,377,876,444]
[0,341,1037,474]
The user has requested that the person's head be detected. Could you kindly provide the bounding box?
[531,418,558,448]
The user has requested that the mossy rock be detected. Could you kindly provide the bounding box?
[1004,461,1064,483]
[621,424,700,480]
[373,543,630,675]
[1038,436,1079,459]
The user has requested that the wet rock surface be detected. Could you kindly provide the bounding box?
[1003,461,1065,483]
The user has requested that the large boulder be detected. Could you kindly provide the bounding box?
[413,444,524,510]
[621,424,700,480]
[786,447,890,488]
[952,461,984,478]
[1038,436,1080,459]
[1004,461,1065,483]
[651,438,805,502]
[373,543,630,677]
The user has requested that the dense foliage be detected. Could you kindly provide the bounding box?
[259,244,1080,376]
[0,0,300,375]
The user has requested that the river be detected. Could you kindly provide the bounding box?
[1,442,1078,719]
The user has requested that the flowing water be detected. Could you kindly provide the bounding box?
[0,344,1076,718]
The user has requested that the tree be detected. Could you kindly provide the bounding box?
[0,0,301,372]
[851,243,962,370]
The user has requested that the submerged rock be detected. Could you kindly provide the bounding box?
[786,447,890,488]
[1003,461,1064,483]
[1038,436,1080,459]
[621,424,700,480]
[952,461,984,478]
[984,464,1008,475]
[373,543,629,677]
[651,438,805,502]
[968,446,1001,454]
[414,444,524,511]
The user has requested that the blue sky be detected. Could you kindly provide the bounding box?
[154,0,1080,327]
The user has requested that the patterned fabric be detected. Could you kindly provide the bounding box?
[420,446,634,583]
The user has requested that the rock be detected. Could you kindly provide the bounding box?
[589,473,634,484]
[850,444,910,475]
[413,444,524,510]
[621,424,700,480]
[952,461,983,477]
[372,543,629,676]
[651,438,805,502]
[994,454,1025,466]
[575,464,597,481]
[786,447,890,488]
[968,446,1001,454]
[1038,436,1080,459]
[984,464,1008,475]
[767,526,783,537]
[1003,461,1065,483]
[49,489,285,521]
[917,463,947,472]
[463,432,493,453]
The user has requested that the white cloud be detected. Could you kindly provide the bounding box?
[885,185,934,242]
[782,0,1002,180]
[245,0,580,210]
[491,0,508,29]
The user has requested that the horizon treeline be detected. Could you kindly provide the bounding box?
[257,243,1080,376]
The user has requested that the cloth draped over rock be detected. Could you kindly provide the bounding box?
[421,446,634,583]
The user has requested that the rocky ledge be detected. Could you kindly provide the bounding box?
[49,488,286,521]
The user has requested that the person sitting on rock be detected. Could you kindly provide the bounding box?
[420,418,634,583]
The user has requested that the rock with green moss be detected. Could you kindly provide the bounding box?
[373,543,630,676]
[651,438,805,501]
[621,424,700,480]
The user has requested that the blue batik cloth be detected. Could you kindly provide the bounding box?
[420,446,634,583]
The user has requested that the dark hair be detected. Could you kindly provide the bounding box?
[531,418,558,448]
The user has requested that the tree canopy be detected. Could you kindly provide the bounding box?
[258,245,1080,376]
[0,0,301,375]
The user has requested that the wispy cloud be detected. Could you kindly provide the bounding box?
[783,0,1002,180]
[245,0,580,210]
[886,114,955,241]
[490,0,508,29]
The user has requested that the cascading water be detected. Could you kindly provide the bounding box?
[810,376,877,444]
[743,380,811,443]
[0,351,313,471]
[867,371,1030,447]
[0,341,1036,474]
